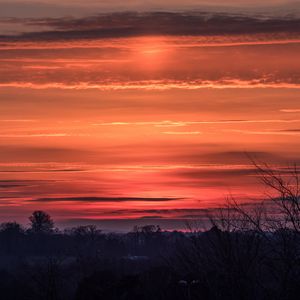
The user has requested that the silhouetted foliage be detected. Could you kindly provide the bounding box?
[29,210,54,234]
[2,165,300,299]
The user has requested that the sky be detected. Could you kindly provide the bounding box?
[0,1,300,231]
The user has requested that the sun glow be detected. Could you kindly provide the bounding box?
[132,37,172,71]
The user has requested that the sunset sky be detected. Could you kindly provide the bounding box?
[0,0,300,231]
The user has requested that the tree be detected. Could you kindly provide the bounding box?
[71,225,101,240]
[0,222,24,254]
[70,225,102,255]
[0,222,23,235]
[179,162,300,300]
[29,210,54,234]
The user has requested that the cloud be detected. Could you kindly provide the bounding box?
[0,169,85,173]
[0,119,37,122]
[1,0,300,20]
[171,150,289,165]
[0,179,58,189]
[1,79,300,91]
[135,208,215,214]
[173,168,257,179]
[0,2,91,18]
[281,129,300,132]
[163,131,202,135]
[280,109,300,113]
[91,119,300,130]
[138,215,164,219]
[0,133,90,137]
[0,146,95,171]
[133,199,274,217]
[0,160,87,173]
[1,35,300,51]
[33,196,182,202]
[0,184,23,189]
[1,12,300,40]
[226,129,300,136]
[92,120,188,127]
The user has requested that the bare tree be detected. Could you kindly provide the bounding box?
[179,162,300,300]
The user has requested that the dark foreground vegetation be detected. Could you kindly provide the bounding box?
[2,165,300,300]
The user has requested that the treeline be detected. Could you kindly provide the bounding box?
[0,212,186,300]
[1,210,300,300]
[1,164,300,299]
[0,211,175,257]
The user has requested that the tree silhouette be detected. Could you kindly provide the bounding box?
[29,210,54,234]
[0,222,24,254]
[0,221,23,235]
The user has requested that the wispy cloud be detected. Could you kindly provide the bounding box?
[2,12,300,40]
[92,120,188,127]
[280,109,300,113]
[0,133,90,138]
[163,131,202,135]
[1,79,300,90]
[0,119,38,122]
[33,196,182,202]
[226,129,300,136]
[1,35,300,51]
[92,119,300,127]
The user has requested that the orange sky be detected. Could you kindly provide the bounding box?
[0,10,300,231]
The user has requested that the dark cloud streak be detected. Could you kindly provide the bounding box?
[33,196,182,202]
[1,12,300,41]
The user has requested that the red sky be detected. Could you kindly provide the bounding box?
[0,7,300,231]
